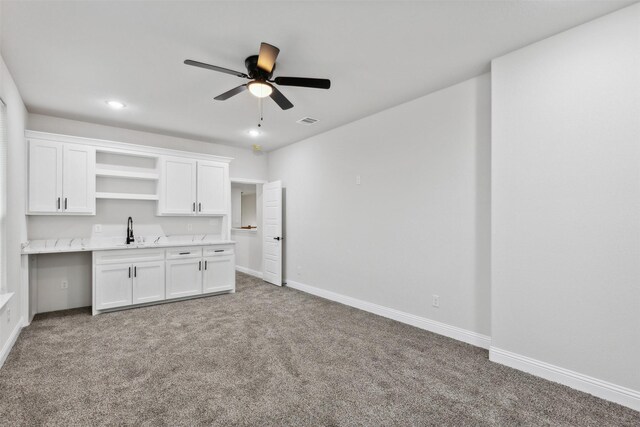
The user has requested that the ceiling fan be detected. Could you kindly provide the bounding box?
[184,42,330,111]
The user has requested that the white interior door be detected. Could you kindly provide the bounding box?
[262,181,282,286]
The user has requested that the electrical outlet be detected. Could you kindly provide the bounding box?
[94,224,102,233]
[61,280,68,289]
[187,224,193,232]
[432,295,440,308]
[356,175,361,185]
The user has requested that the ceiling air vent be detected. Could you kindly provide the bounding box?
[297,117,319,125]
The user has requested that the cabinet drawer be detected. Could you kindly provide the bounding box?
[94,248,165,265]
[203,246,234,257]
[165,247,203,259]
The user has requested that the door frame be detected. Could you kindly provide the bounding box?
[230,178,267,279]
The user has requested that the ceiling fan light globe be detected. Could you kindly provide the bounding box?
[248,81,273,98]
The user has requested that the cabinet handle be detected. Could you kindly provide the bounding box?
[179,252,190,255]
[134,266,137,277]
[214,249,224,253]
[57,197,61,210]
[205,260,208,270]
[128,267,131,278]
[64,198,68,210]
[199,261,202,271]
[193,202,196,212]
[199,202,202,212]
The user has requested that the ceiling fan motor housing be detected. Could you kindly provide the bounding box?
[245,55,274,80]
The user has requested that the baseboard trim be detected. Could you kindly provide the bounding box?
[236,266,263,279]
[490,346,640,411]
[285,279,491,349]
[0,316,24,369]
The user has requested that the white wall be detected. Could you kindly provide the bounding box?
[0,50,28,363]
[268,74,491,336]
[26,114,268,312]
[491,2,640,397]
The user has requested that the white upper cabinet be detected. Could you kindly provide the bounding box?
[159,157,197,215]
[28,138,95,215]
[158,156,229,216]
[197,160,228,215]
[28,139,63,213]
[63,143,96,213]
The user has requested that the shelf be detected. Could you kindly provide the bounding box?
[96,164,159,180]
[96,192,159,201]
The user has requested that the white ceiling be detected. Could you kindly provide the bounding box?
[1,1,635,151]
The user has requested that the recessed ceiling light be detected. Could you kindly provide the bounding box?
[248,129,261,137]
[106,100,126,109]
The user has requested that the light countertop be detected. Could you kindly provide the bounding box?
[22,235,235,255]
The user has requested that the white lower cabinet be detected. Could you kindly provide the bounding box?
[95,263,133,310]
[165,258,203,298]
[203,248,235,294]
[93,245,235,314]
[133,261,165,304]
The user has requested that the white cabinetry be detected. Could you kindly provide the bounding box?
[165,247,203,298]
[28,138,96,215]
[93,245,235,314]
[159,157,197,215]
[197,160,228,215]
[95,263,132,310]
[132,261,165,304]
[93,249,165,313]
[158,156,228,216]
[203,247,235,294]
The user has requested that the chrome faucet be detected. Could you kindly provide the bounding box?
[126,217,134,245]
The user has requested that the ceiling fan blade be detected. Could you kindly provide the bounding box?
[214,84,248,101]
[274,76,331,89]
[270,86,293,110]
[184,60,248,78]
[257,43,280,73]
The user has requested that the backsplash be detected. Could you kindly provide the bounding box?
[27,199,223,240]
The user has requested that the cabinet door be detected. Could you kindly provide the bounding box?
[95,263,132,310]
[159,157,197,215]
[132,260,165,305]
[165,258,203,298]
[62,143,96,214]
[202,255,235,294]
[197,161,228,215]
[28,139,63,213]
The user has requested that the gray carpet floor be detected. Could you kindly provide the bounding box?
[0,272,638,426]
